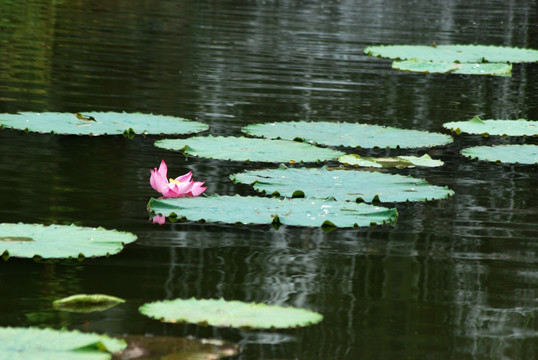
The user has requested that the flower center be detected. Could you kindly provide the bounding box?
[169,178,181,185]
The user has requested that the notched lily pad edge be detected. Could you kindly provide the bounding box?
[0,123,208,138]
[0,326,127,354]
[0,222,137,261]
[156,142,336,164]
[139,297,324,330]
[242,131,383,150]
[390,60,513,77]
[143,318,319,331]
[461,153,537,165]
[0,111,209,137]
[147,209,398,230]
[241,130,308,144]
[230,175,455,205]
[243,129,451,150]
[1,248,127,262]
[444,116,538,137]
[363,44,538,63]
[254,188,454,204]
[1,248,121,262]
[146,197,399,230]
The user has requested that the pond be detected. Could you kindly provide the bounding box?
[0,0,537,359]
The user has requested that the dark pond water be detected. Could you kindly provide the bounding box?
[1,0,537,358]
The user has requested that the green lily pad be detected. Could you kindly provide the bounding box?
[231,167,454,203]
[338,153,444,168]
[443,116,538,136]
[139,298,323,329]
[0,223,137,260]
[338,155,382,168]
[0,112,208,136]
[154,135,345,163]
[0,327,126,360]
[392,60,512,76]
[53,294,125,313]
[364,44,538,63]
[461,144,538,164]
[147,195,397,228]
[242,121,453,149]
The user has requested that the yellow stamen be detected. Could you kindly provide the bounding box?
[169,178,181,184]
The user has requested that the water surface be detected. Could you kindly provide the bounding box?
[0,0,537,359]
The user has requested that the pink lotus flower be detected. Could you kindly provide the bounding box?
[150,160,207,198]
[152,214,166,225]
[150,160,207,225]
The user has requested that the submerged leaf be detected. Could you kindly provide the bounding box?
[117,335,239,360]
[461,144,538,164]
[0,223,137,260]
[231,167,454,203]
[392,60,512,76]
[0,327,126,360]
[0,112,208,136]
[53,294,125,313]
[443,117,538,136]
[242,121,452,149]
[339,153,444,168]
[364,44,538,63]
[154,135,345,163]
[139,298,323,329]
[147,195,397,228]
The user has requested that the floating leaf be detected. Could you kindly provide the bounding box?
[338,153,444,168]
[392,60,512,76]
[0,112,208,136]
[231,167,454,203]
[364,44,538,63]
[53,294,125,313]
[461,144,538,164]
[242,121,452,149]
[154,135,345,163]
[0,223,137,260]
[443,116,538,137]
[338,154,382,168]
[397,154,445,167]
[139,298,323,329]
[0,327,126,360]
[147,195,397,228]
[118,335,239,360]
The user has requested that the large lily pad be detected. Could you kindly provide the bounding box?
[154,135,345,163]
[364,44,538,63]
[139,298,323,329]
[147,195,397,228]
[0,223,137,260]
[231,167,454,203]
[443,116,538,137]
[53,294,125,313]
[392,60,512,76]
[338,153,444,168]
[242,121,452,149]
[461,144,538,164]
[0,112,208,136]
[0,327,126,360]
